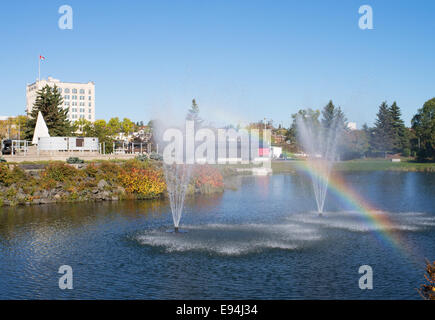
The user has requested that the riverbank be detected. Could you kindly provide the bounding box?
[0,160,225,207]
[2,158,433,207]
[272,159,435,173]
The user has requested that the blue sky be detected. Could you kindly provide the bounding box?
[0,0,434,128]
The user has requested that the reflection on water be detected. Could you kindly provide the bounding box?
[0,172,433,299]
[0,194,225,240]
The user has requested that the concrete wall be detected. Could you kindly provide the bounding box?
[3,153,137,163]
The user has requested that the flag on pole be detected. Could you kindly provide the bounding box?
[38,55,46,82]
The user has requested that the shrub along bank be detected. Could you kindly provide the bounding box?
[0,160,224,207]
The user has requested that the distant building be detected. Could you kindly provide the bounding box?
[26,77,95,122]
[271,146,282,158]
[347,122,357,130]
[272,134,286,144]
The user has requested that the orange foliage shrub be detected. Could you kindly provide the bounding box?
[418,260,435,300]
[192,165,224,193]
[118,167,166,199]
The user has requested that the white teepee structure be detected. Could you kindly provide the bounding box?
[32,111,50,145]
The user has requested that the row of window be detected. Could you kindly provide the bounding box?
[60,88,92,95]
[64,102,92,107]
[70,114,92,120]
[64,95,92,101]
[70,108,92,113]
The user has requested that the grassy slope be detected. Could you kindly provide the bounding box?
[272,159,435,173]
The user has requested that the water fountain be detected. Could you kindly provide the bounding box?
[163,163,192,233]
[296,114,342,215]
[151,116,194,233]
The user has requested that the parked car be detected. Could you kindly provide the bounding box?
[1,139,13,155]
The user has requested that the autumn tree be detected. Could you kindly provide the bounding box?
[412,98,435,161]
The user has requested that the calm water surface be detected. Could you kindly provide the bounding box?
[0,172,434,299]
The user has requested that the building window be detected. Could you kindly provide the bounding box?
[88,108,92,113]
[88,115,91,120]
[72,108,77,112]
[72,89,77,94]
[65,102,70,106]
[65,88,70,93]
[80,108,85,113]
[72,95,77,100]
[88,90,92,94]
[80,89,85,94]
[88,96,92,101]
[88,103,92,107]
[80,96,85,100]
[64,95,70,100]
[80,115,84,119]
[58,88,62,93]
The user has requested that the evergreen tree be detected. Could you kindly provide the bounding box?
[321,100,347,131]
[186,98,203,127]
[389,102,409,154]
[321,100,336,129]
[24,85,72,140]
[335,107,347,131]
[373,101,394,156]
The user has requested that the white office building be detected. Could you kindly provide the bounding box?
[347,122,357,130]
[26,77,95,122]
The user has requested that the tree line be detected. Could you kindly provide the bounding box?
[4,84,435,162]
[278,98,435,161]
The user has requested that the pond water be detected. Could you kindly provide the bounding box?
[0,172,434,299]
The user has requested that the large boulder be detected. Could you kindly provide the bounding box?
[97,179,108,189]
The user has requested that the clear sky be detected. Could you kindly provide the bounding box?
[0,0,434,128]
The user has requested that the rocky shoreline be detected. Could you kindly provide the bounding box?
[0,178,126,206]
[0,160,226,207]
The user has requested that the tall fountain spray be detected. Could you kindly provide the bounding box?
[163,163,192,233]
[156,100,202,233]
[296,114,342,215]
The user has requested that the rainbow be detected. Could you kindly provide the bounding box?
[295,160,417,258]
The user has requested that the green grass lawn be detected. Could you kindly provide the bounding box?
[272,159,435,173]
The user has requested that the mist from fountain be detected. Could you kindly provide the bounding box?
[296,114,342,214]
[163,163,192,232]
